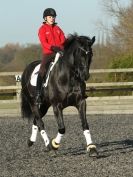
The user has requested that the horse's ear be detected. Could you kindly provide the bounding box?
[91,36,95,45]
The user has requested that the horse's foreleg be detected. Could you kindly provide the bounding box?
[51,104,65,150]
[78,99,98,157]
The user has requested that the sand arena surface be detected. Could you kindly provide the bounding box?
[0,115,133,177]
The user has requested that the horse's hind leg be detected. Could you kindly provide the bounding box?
[51,104,65,150]
[28,106,50,149]
[28,118,38,147]
[78,99,98,157]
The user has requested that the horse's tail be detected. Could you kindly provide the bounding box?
[21,60,41,119]
[21,67,33,119]
[21,89,33,119]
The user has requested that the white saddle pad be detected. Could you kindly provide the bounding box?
[30,64,40,86]
[30,53,60,87]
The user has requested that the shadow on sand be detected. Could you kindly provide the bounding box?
[52,139,133,159]
[96,139,133,158]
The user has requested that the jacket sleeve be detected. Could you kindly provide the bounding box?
[38,26,52,51]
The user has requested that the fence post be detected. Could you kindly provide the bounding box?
[15,75,21,102]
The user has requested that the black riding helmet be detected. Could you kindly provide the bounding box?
[43,8,57,19]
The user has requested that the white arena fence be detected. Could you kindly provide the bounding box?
[0,69,133,116]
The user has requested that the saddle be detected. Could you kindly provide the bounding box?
[30,53,60,87]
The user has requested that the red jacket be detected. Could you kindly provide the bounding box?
[38,23,66,54]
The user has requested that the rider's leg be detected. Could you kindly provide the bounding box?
[35,54,54,105]
[39,53,55,77]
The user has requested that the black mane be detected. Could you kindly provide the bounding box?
[64,33,78,50]
[64,33,92,52]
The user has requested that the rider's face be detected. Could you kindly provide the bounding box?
[45,16,55,25]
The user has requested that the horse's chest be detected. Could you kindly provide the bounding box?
[65,85,82,103]
[70,84,82,94]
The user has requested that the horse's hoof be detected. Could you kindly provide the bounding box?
[51,139,60,150]
[27,139,34,147]
[87,144,98,157]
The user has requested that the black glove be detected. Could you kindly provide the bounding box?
[51,46,62,53]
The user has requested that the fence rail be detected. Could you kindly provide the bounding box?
[89,68,133,73]
[1,68,133,116]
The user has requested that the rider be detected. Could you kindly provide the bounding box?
[35,8,66,105]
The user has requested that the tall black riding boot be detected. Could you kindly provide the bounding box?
[35,73,43,105]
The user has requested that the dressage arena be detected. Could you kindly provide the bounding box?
[0,114,133,177]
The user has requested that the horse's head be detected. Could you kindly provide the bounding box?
[63,34,95,81]
[74,35,95,81]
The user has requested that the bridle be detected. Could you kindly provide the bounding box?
[79,47,91,55]
[77,46,93,69]
[71,46,92,80]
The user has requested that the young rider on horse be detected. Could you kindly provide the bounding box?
[36,8,66,105]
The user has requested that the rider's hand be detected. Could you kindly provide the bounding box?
[51,46,64,56]
[58,50,64,57]
[51,46,62,53]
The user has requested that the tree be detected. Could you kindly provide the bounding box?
[101,0,133,52]
[0,43,20,65]
[1,44,41,71]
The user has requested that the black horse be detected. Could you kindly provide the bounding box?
[21,34,98,157]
